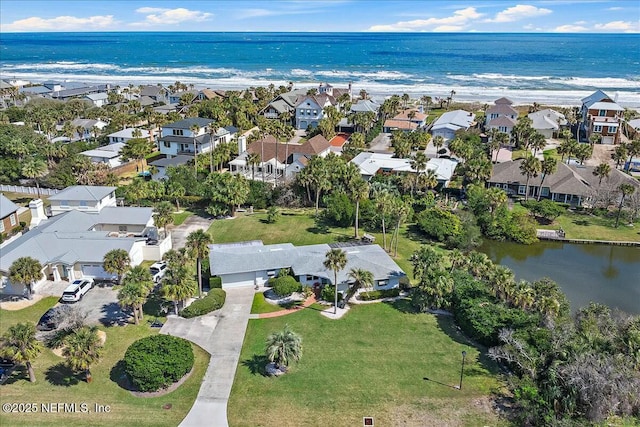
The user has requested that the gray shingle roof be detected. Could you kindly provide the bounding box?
[49,186,116,202]
[150,155,192,168]
[162,117,213,129]
[0,194,19,219]
[96,207,153,226]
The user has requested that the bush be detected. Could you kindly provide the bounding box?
[270,276,301,297]
[323,191,354,227]
[357,289,401,301]
[321,285,343,303]
[123,335,194,392]
[209,276,222,289]
[416,207,461,242]
[180,289,226,318]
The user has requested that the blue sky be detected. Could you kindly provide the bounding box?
[1,0,638,33]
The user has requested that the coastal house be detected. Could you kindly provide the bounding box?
[79,143,125,168]
[528,108,567,139]
[48,185,117,216]
[0,197,170,296]
[580,90,624,144]
[209,240,405,294]
[84,92,109,108]
[383,108,427,133]
[149,155,193,181]
[485,97,518,135]
[294,83,352,129]
[350,152,458,187]
[488,159,640,205]
[261,89,307,122]
[430,109,476,142]
[229,134,331,182]
[169,89,199,105]
[0,194,20,237]
[157,117,215,159]
[107,128,152,144]
[59,118,108,142]
[50,84,111,101]
[139,85,169,104]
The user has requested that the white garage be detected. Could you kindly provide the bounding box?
[81,264,113,280]
[219,271,265,289]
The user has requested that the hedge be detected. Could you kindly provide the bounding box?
[357,289,401,301]
[269,276,301,297]
[180,288,226,318]
[321,285,343,303]
[123,335,194,392]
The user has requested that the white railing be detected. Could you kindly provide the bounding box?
[0,185,60,196]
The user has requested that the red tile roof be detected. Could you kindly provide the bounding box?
[329,133,349,147]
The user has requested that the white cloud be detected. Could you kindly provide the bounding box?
[553,24,588,32]
[368,7,483,32]
[2,15,116,31]
[607,7,623,11]
[594,20,638,31]
[433,25,465,32]
[486,5,552,23]
[133,7,212,26]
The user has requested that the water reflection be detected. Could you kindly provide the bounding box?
[479,241,640,314]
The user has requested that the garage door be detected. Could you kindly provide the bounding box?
[222,272,256,288]
[601,136,614,145]
[81,264,112,279]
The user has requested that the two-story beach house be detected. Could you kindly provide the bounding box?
[383,108,428,133]
[580,90,624,145]
[107,128,152,145]
[528,108,567,139]
[157,117,215,159]
[48,185,117,216]
[485,97,518,135]
[261,89,307,123]
[294,83,351,129]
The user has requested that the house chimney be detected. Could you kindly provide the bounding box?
[238,136,247,155]
[29,199,47,228]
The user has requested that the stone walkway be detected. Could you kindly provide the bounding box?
[160,286,255,427]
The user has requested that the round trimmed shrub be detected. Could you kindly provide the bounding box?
[271,276,301,297]
[123,335,194,392]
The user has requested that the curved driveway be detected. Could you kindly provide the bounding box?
[160,286,255,427]
[171,215,214,249]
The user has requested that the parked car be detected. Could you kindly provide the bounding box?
[37,306,64,331]
[61,278,94,303]
[149,261,167,283]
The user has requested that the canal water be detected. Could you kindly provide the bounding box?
[479,240,640,315]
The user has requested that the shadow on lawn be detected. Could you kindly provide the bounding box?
[109,360,135,391]
[241,354,269,376]
[45,362,80,387]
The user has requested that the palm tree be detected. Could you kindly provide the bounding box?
[161,264,197,315]
[165,181,186,212]
[22,158,48,199]
[448,248,467,274]
[8,257,43,299]
[117,282,145,325]
[63,326,103,383]
[615,183,635,228]
[323,248,347,314]
[529,132,546,156]
[536,157,558,201]
[520,156,541,201]
[0,323,42,382]
[190,123,200,177]
[593,163,611,187]
[351,178,369,239]
[575,143,592,165]
[186,230,212,298]
[153,201,174,236]
[375,191,392,252]
[265,325,302,370]
[432,135,445,157]
[103,249,130,285]
[246,152,260,180]
[346,268,374,301]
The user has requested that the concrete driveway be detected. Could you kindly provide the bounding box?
[171,215,214,250]
[65,286,128,326]
[161,285,255,427]
[369,132,392,153]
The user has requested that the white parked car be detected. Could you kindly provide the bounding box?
[149,261,168,283]
[61,278,94,303]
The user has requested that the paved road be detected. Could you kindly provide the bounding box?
[161,286,255,427]
[368,132,392,153]
[171,215,214,250]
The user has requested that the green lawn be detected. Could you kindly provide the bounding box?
[0,300,208,427]
[208,209,432,280]
[511,149,528,160]
[538,211,639,242]
[542,148,561,161]
[251,292,284,314]
[172,210,193,226]
[228,301,506,427]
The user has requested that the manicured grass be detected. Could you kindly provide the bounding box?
[208,209,429,280]
[0,300,208,427]
[228,301,506,426]
[538,211,639,242]
[172,210,193,226]
[511,149,528,160]
[250,292,284,315]
[542,148,561,161]
[0,297,59,335]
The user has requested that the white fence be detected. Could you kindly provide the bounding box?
[0,185,60,196]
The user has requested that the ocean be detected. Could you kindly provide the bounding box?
[1,32,639,106]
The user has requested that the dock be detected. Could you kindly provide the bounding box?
[536,229,640,247]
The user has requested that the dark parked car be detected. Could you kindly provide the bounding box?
[36,307,64,331]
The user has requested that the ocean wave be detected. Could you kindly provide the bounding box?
[446,73,640,89]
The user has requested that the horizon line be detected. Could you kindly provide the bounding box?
[1,30,638,35]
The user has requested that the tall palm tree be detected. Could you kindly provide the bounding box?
[265,325,302,370]
[323,248,347,314]
[615,183,635,228]
[593,163,611,187]
[432,135,445,157]
[520,155,541,201]
[529,132,546,156]
[8,257,43,299]
[375,191,392,252]
[103,249,130,285]
[346,268,374,301]
[63,326,103,383]
[22,158,48,199]
[0,322,42,383]
[448,248,467,273]
[536,157,558,202]
[246,152,260,180]
[190,123,200,177]
[153,201,174,236]
[186,230,212,298]
[351,178,369,239]
[161,264,197,315]
[117,282,145,325]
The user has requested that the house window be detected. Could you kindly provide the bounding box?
[0,221,4,232]
[518,185,526,195]
[607,126,617,134]
[306,109,311,115]
[118,225,128,232]
[60,200,69,207]
[172,129,184,136]
[306,275,314,281]
[499,126,508,132]
[503,184,508,190]
[593,125,602,132]
[79,201,87,209]
[164,141,170,148]
[9,213,17,226]
[599,110,606,116]
[313,110,317,115]
[377,280,389,287]
[541,187,549,197]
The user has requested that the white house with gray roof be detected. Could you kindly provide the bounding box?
[48,185,117,216]
[79,143,125,168]
[430,109,476,142]
[158,117,218,158]
[209,241,405,293]
[528,109,567,138]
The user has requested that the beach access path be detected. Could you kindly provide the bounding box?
[161,285,255,427]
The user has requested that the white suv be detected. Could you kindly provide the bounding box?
[149,261,167,283]
[61,278,94,303]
